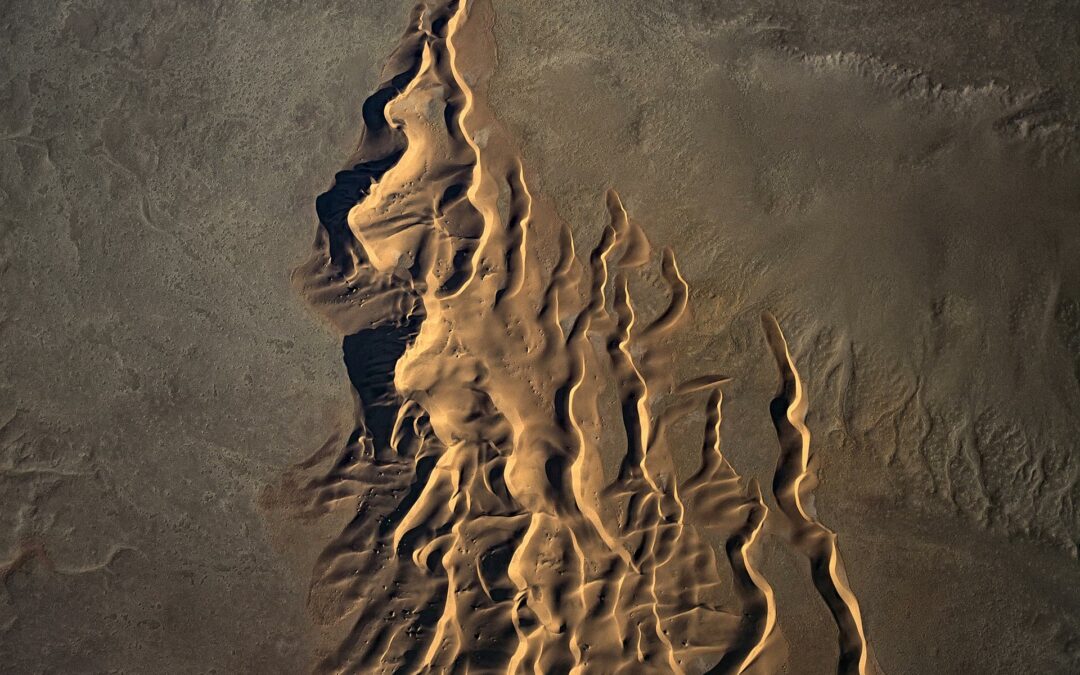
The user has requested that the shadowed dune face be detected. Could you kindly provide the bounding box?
[283,1,872,672]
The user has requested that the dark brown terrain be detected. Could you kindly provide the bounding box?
[2,1,1079,673]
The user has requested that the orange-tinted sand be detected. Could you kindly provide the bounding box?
[289,1,873,672]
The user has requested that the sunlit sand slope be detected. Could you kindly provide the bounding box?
[287,1,872,672]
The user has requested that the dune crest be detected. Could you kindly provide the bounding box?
[285,1,873,672]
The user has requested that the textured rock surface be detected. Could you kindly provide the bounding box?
[2,0,1079,672]
[0,1,404,670]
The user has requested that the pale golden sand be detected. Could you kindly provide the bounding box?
[285,2,874,672]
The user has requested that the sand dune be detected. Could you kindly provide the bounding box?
[287,1,873,672]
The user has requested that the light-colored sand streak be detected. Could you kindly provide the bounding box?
[762,313,871,675]
[286,1,874,672]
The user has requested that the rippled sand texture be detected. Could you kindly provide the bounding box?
[290,1,871,672]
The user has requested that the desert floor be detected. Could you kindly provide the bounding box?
[2,1,1079,673]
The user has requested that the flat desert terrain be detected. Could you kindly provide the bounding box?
[2,1,1079,673]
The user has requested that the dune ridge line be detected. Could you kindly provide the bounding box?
[283,1,874,672]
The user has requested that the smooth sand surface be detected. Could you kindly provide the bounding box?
[3,0,1080,673]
